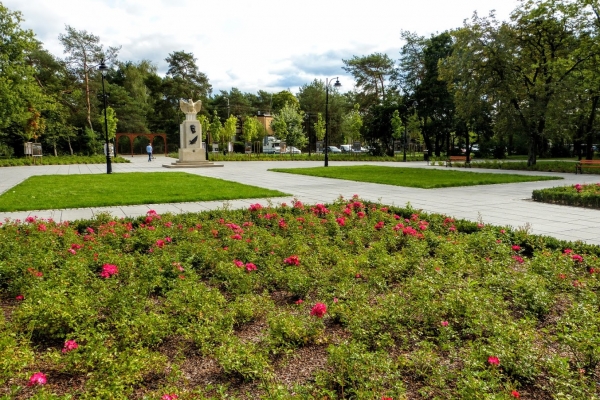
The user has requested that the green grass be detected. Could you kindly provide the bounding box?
[269,165,562,188]
[0,172,288,211]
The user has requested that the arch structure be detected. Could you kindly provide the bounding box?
[115,133,167,157]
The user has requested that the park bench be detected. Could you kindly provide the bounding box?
[575,159,600,174]
[446,155,471,167]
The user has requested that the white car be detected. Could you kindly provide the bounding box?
[284,146,302,154]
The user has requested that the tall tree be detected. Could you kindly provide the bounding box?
[342,53,396,105]
[58,25,120,134]
[165,51,211,100]
[271,103,306,151]
[271,90,299,113]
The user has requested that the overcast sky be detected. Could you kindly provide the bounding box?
[7,0,521,95]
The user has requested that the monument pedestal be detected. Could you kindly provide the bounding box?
[163,147,223,168]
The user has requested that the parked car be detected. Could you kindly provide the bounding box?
[284,146,301,154]
[327,146,342,153]
[340,144,352,153]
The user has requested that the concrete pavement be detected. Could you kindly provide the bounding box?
[1,155,599,245]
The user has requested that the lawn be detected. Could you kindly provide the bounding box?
[269,165,562,188]
[1,199,599,398]
[0,172,287,211]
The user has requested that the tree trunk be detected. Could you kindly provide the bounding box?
[67,136,74,155]
[584,96,598,160]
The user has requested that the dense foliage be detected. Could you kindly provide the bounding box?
[0,155,129,167]
[1,198,599,399]
[533,183,600,209]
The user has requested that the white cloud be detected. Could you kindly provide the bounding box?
[7,0,520,94]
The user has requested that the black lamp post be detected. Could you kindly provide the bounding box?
[324,77,341,167]
[98,60,112,174]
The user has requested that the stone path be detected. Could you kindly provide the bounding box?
[1,155,599,245]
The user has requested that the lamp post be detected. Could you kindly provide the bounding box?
[324,77,341,167]
[98,60,111,174]
[304,112,312,156]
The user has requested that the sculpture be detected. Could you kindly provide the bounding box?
[179,98,202,115]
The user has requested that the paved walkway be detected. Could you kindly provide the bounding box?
[1,155,599,245]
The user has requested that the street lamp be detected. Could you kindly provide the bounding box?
[324,77,341,167]
[98,60,112,174]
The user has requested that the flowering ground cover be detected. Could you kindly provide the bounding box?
[0,172,287,212]
[533,183,600,209]
[1,198,599,399]
[269,165,562,188]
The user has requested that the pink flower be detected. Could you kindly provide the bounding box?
[234,259,244,268]
[284,255,300,266]
[62,339,79,353]
[15,294,24,301]
[449,226,456,232]
[100,264,118,278]
[511,245,521,251]
[249,203,263,211]
[357,211,366,218]
[500,229,506,234]
[393,223,404,231]
[295,299,304,305]
[161,394,178,400]
[25,216,36,223]
[245,263,257,272]
[511,390,520,398]
[27,372,47,386]
[310,302,327,318]
[382,397,393,400]
[440,321,449,327]
[231,234,242,240]
[37,223,47,232]
[333,297,339,303]
[563,248,573,254]
[374,221,384,230]
[512,255,524,264]
[293,200,304,209]
[558,273,566,279]
[488,356,500,366]
[68,249,77,255]
[477,223,484,228]
[278,218,287,229]
[336,217,346,226]
[572,254,583,262]
[156,239,165,248]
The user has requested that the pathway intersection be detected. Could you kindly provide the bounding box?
[1,156,599,245]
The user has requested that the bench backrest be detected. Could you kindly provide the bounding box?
[579,160,600,164]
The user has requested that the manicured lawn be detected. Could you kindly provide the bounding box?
[0,172,288,211]
[269,165,562,188]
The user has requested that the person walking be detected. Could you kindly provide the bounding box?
[146,143,153,162]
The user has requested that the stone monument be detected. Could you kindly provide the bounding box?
[163,98,223,168]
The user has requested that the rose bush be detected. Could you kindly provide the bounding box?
[0,198,598,398]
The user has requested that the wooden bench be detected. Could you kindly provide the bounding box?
[446,156,471,167]
[575,159,600,174]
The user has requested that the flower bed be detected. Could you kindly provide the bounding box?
[1,198,599,399]
[533,183,600,209]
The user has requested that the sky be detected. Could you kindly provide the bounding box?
[7,0,521,95]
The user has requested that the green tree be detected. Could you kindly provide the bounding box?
[197,114,210,142]
[342,53,396,106]
[341,104,363,144]
[209,110,223,146]
[271,90,299,113]
[0,4,46,148]
[223,115,238,144]
[165,51,211,99]
[97,106,118,140]
[59,25,120,134]
[242,116,261,143]
[314,113,326,141]
[271,103,306,151]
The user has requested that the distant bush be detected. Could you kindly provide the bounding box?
[456,160,588,174]
[0,155,130,167]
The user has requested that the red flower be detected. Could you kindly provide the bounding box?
[440,321,449,327]
[382,397,393,400]
[161,394,178,400]
[488,356,500,366]
[100,264,118,278]
[563,248,573,254]
[310,302,327,318]
[156,239,165,248]
[293,200,304,209]
[512,255,524,264]
[284,255,300,266]
[278,218,287,229]
[233,260,244,268]
[62,339,79,353]
[511,245,521,251]
[511,390,520,398]
[295,299,304,305]
[357,211,366,218]
[572,254,583,262]
[27,372,47,386]
[231,234,242,240]
[336,217,346,226]
[374,221,384,230]
[245,263,257,272]
[15,294,24,301]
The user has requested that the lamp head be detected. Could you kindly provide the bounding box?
[333,78,341,88]
[98,59,108,76]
